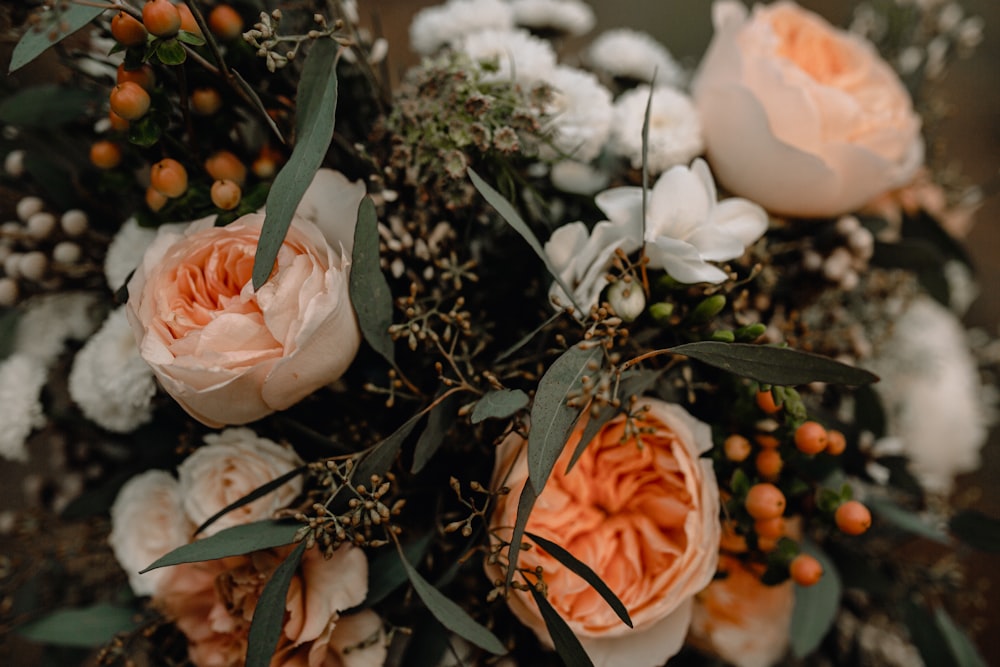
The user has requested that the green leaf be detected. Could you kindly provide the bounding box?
[253,39,339,289]
[412,392,460,473]
[871,239,946,271]
[364,533,434,607]
[471,389,529,424]
[16,603,137,648]
[0,85,102,127]
[790,542,841,658]
[9,5,106,73]
[176,29,206,46]
[0,307,21,360]
[669,342,879,386]
[246,541,307,667]
[349,196,395,366]
[528,586,594,667]
[905,601,953,666]
[22,152,74,211]
[950,510,1000,552]
[867,497,950,544]
[194,465,308,536]
[505,477,537,589]
[528,344,601,494]
[141,520,300,572]
[468,168,581,312]
[934,606,988,667]
[526,532,631,628]
[155,38,186,65]
[332,411,424,509]
[396,541,506,655]
[127,114,163,148]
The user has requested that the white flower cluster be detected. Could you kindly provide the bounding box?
[509,0,595,36]
[409,0,514,55]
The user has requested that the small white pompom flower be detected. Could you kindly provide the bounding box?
[610,85,703,175]
[105,217,157,292]
[409,0,514,55]
[587,28,685,85]
[540,66,614,162]
[0,354,47,461]
[453,28,557,86]
[510,0,595,36]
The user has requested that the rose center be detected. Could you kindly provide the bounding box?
[770,13,852,84]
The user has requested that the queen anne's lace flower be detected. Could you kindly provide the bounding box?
[453,28,557,86]
[409,0,514,55]
[0,354,47,461]
[610,85,703,175]
[540,65,613,162]
[510,0,595,36]
[587,28,685,85]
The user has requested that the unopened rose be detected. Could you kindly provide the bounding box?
[487,398,721,667]
[692,1,922,217]
[126,170,365,427]
[177,428,304,536]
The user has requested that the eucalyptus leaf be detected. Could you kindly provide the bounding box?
[0,86,102,127]
[468,168,581,312]
[364,533,434,607]
[867,497,949,544]
[155,39,186,65]
[471,389,529,424]
[871,239,946,270]
[790,542,841,658]
[528,344,601,495]
[526,532,631,628]
[253,39,339,289]
[16,604,137,648]
[331,411,424,509]
[194,465,308,536]
[950,510,1000,552]
[141,520,300,572]
[9,5,106,73]
[350,196,395,366]
[396,543,506,655]
[528,586,594,667]
[934,606,988,667]
[246,541,307,667]
[412,392,461,473]
[670,342,878,386]
[505,475,537,588]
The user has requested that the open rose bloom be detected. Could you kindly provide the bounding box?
[692,1,923,217]
[487,399,721,667]
[126,170,366,427]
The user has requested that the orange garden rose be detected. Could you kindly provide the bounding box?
[487,398,721,666]
[691,1,922,218]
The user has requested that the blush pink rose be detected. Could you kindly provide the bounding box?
[691,1,922,218]
[126,170,365,427]
[486,398,721,667]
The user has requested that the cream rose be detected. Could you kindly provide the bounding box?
[691,1,922,218]
[108,470,195,596]
[487,398,721,667]
[177,428,304,536]
[126,170,365,427]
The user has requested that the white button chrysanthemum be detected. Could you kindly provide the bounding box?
[540,66,614,162]
[0,354,47,461]
[610,85,704,175]
[15,292,102,365]
[453,28,557,86]
[550,160,610,195]
[510,0,595,36]
[409,0,514,55]
[105,217,157,291]
[587,28,685,85]
[69,306,156,433]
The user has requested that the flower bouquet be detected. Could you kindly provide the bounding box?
[1,0,997,666]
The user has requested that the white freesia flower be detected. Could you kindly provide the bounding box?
[597,159,768,284]
[0,354,47,461]
[540,66,613,162]
[409,0,514,55]
[105,217,156,291]
[68,306,156,433]
[610,85,703,175]
[510,0,595,36]
[453,28,556,86]
[550,160,610,195]
[587,28,685,85]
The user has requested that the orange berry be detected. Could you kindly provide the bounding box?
[826,429,847,456]
[109,81,151,121]
[795,421,828,455]
[720,520,748,554]
[204,150,247,186]
[252,147,280,179]
[190,87,223,116]
[754,516,786,539]
[150,158,188,198]
[755,449,783,480]
[755,433,781,450]
[176,3,202,35]
[90,140,122,169]
[210,179,241,210]
[142,0,181,37]
[835,500,872,536]
[756,389,781,414]
[790,553,823,586]
[724,434,751,462]
[744,483,786,520]
[111,11,147,47]
[208,4,244,41]
[757,535,779,552]
[146,185,168,212]
[117,63,156,91]
[108,109,130,132]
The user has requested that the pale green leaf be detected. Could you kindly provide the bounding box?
[790,543,841,658]
[934,606,988,667]
[528,586,593,667]
[9,5,105,73]
[350,196,395,365]
[141,520,300,572]
[471,389,529,424]
[670,342,878,386]
[246,541,307,667]
[867,497,950,544]
[16,603,137,647]
[0,85,101,127]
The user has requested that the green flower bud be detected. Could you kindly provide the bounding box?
[688,294,727,324]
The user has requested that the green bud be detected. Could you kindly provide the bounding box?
[649,302,674,325]
[710,330,735,342]
[735,322,767,342]
[688,294,727,324]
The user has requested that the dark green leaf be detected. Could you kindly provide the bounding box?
[364,533,434,607]
[155,38,186,65]
[127,114,163,148]
[528,344,601,494]
[468,168,581,312]
[867,497,949,544]
[22,153,74,211]
[0,308,20,360]
[253,39,339,289]
[246,541,307,667]
[505,476,537,589]
[194,465,308,536]
[176,29,206,46]
[934,606,988,667]
[332,411,424,509]
[670,342,879,386]
[950,510,1000,552]
[396,542,506,655]
[16,604,137,647]
[528,586,594,667]
[905,602,953,667]
[871,239,946,271]
[853,385,886,439]
[9,5,105,73]
[0,86,101,127]
[412,392,461,473]
[471,389,529,424]
[349,196,395,366]
[141,520,300,572]
[526,532,631,628]
[790,542,841,658]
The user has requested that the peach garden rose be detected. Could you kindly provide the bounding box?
[486,398,721,667]
[126,170,365,428]
[691,1,923,218]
